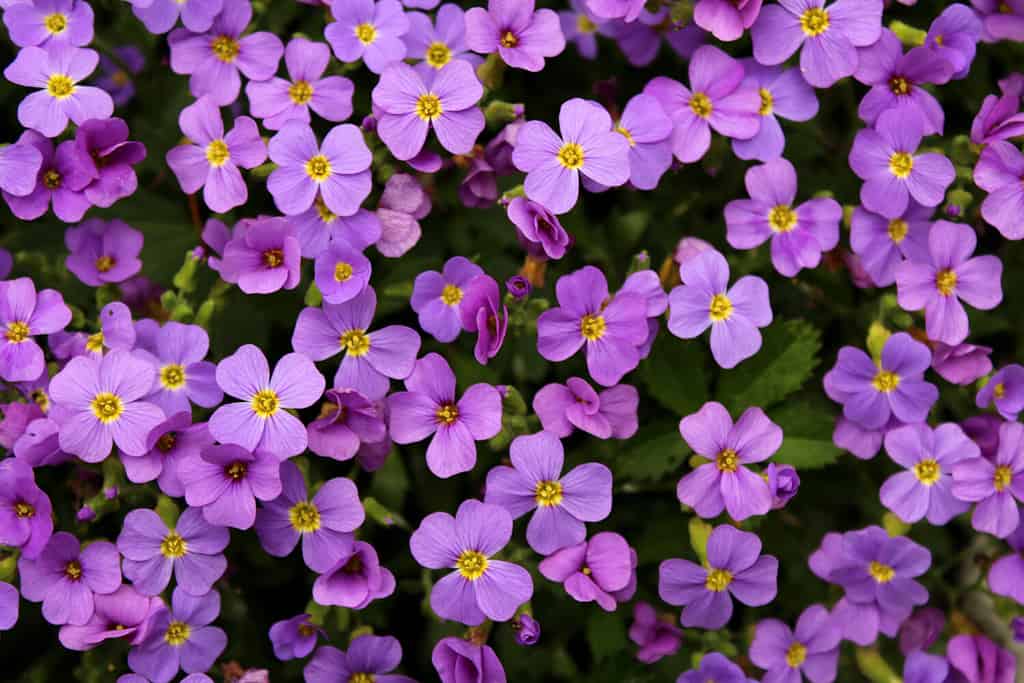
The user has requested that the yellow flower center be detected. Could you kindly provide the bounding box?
[557,142,585,170]
[95,255,115,273]
[534,480,563,507]
[14,502,34,518]
[456,549,489,580]
[500,30,519,48]
[160,531,188,559]
[44,13,68,34]
[315,196,338,224]
[349,674,376,683]
[5,321,30,343]
[289,80,314,105]
[577,14,597,33]
[758,88,774,116]
[298,623,316,638]
[111,70,129,86]
[31,389,49,413]
[872,369,900,393]
[913,459,941,485]
[47,73,75,99]
[91,392,124,423]
[289,501,322,533]
[415,93,443,122]
[340,329,371,356]
[890,76,910,96]
[786,642,807,668]
[205,139,230,167]
[226,461,247,480]
[43,169,62,189]
[436,403,459,425]
[305,154,332,182]
[934,34,945,46]
[441,283,463,306]
[64,560,82,581]
[580,313,606,341]
[768,204,798,233]
[868,560,895,583]
[354,22,377,45]
[935,268,957,296]
[889,152,914,178]
[157,433,177,452]
[993,382,1006,399]
[616,125,636,147]
[334,261,354,282]
[705,568,733,592]
[887,219,908,244]
[690,92,713,118]
[251,389,280,418]
[716,448,739,473]
[709,293,733,322]
[263,249,284,268]
[994,465,1013,492]
[425,41,452,68]
[800,7,830,36]
[160,364,186,390]
[211,35,240,62]
[85,331,105,353]
[164,620,191,646]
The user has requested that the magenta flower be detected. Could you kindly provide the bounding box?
[305,635,415,683]
[325,0,409,74]
[513,98,630,214]
[533,377,638,440]
[931,342,993,386]
[849,201,932,287]
[458,274,509,365]
[410,499,533,625]
[65,219,144,287]
[180,444,283,530]
[629,602,682,663]
[976,364,1024,420]
[952,420,1024,538]
[974,140,1024,240]
[18,531,120,625]
[0,277,71,382]
[58,584,161,651]
[411,256,484,343]
[464,0,565,72]
[68,117,146,209]
[165,96,267,214]
[694,0,763,42]
[311,541,395,608]
[307,389,387,463]
[133,322,222,416]
[220,217,302,295]
[129,0,223,34]
[508,198,572,260]
[3,130,90,221]
[0,458,53,559]
[733,61,819,162]
[209,344,325,458]
[539,532,636,611]
[4,0,95,47]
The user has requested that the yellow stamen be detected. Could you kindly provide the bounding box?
[913,459,941,485]
[415,93,443,122]
[160,364,186,390]
[758,88,774,116]
[46,73,75,99]
[800,7,830,36]
[887,219,908,244]
[500,31,518,48]
[425,41,452,68]
[160,531,187,559]
[305,154,332,182]
[534,480,563,507]
[441,283,463,306]
[689,92,712,118]
[289,501,322,533]
[868,560,894,583]
[4,321,30,343]
[716,448,738,473]
[994,465,1013,492]
[580,313,606,341]
[211,35,240,62]
[872,369,900,393]
[288,80,314,104]
[90,392,124,423]
[205,139,230,167]
[45,13,68,34]
[935,269,957,296]
[705,568,733,592]
[557,142,585,170]
[768,205,798,233]
[354,22,377,45]
[164,620,191,646]
[456,549,488,580]
[786,642,807,668]
[889,152,914,178]
[709,293,732,322]
[436,403,459,425]
[339,329,371,356]
[251,389,280,418]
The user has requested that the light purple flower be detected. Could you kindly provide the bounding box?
[560,0,603,60]
[305,635,415,683]
[58,584,161,651]
[533,377,638,440]
[411,256,484,343]
[465,0,565,72]
[613,93,673,190]
[65,219,143,287]
[975,140,1024,240]
[0,581,17,631]
[749,604,841,683]
[180,443,283,530]
[129,0,222,34]
[767,463,800,509]
[976,364,1024,420]
[219,217,302,295]
[932,342,993,386]
[4,0,94,47]
[325,0,409,74]
[294,204,381,261]
[311,540,395,608]
[432,637,506,683]
[0,458,53,559]
[307,388,387,463]
[376,172,430,257]
[0,137,43,198]
[314,238,371,305]
[96,45,144,107]
[987,522,1024,606]
[0,277,71,382]
[133,322,222,416]
[539,531,636,611]
[970,88,1024,145]
[269,613,321,661]
[694,0,763,41]
[508,198,571,261]
[925,4,981,80]
[849,201,932,287]
[732,62,819,162]
[404,3,478,69]
[952,420,1024,538]
[947,634,1017,683]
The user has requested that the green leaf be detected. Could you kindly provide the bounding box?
[611,422,690,483]
[769,400,842,470]
[640,333,709,416]
[586,611,627,663]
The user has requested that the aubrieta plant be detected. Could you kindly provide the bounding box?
[1,0,1023,681]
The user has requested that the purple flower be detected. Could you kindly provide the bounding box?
[513,97,629,214]
[988,525,1024,608]
[122,414,213,496]
[539,531,635,611]
[899,607,946,655]
[751,0,883,88]
[667,249,772,369]
[4,44,113,137]
[925,4,981,80]
[732,61,819,162]
[514,613,540,645]
[953,420,1024,538]
[976,364,1024,420]
[975,140,1024,240]
[372,60,484,161]
[127,587,228,683]
[210,344,325,458]
[294,204,381,261]
[880,423,977,525]
[404,3,478,69]
[849,201,932,287]
[677,652,747,683]
[895,221,1002,346]
[725,157,841,276]
[585,0,644,22]
[267,122,372,217]
[307,388,387,463]
[314,239,372,305]
[849,109,955,220]
[18,531,120,625]
[3,131,90,221]
[749,604,841,683]
[247,38,354,131]
[659,524,778,629]
[411,499,533,625]
[458,274,508,365]
[932,342,992,386]
[1015,617,1024,643]
[180,443,283,530]
[65,219,143,287]
[0,581,17,631]
[220,217,302,295]
[484,431,611,554]
[411,256,484,343]
[766,463,800,509]
[96,45,144,107]
[376,172,430,257]
[3,0,94,47]
[311,540,395,608]
[129,0,222,34]
[325,0,409,74]
[132,322,222,416]
[560,0,603,60]
[904,652,949,683]
[0,277,71,382]
[256,460,364,572]
[609,93,673,190]
[644,46,761,164]
[291,287,421,400]
[629,602,682,663]
[970,89,1024,144]
[537,266,647,385]
[269,613,320,661]
[694,0,763,41]
[69,117,146,208]
[972,0,1024,42]
[946,634,1017,683]
[676,401,780,521]
[507,198,571,260]
[305,635,415,683]
[433,637,506,683]
[117,507,229,596]
[0,137,43,198]
[165,96,267,214]
[823,332,938,430]
[533,377,638,440]
[168,0,283,106]
[387,353,501,478]
[506,275,531,299]
[58,584,161,651]
[465,0,565,72]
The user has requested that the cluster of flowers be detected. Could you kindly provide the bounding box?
[0,0,1022,681]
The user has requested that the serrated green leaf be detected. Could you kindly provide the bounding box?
[640,333,709,416]
[611,422,689,483]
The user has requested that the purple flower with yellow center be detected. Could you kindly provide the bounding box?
[3,131,89,221]
[974,140,1024,240]
[305,635,416,683]
[294,204,381,261]
[512,97,630,214]
[127,587,228,683]
[65,219,143,287]
[411,256,484,343]
[750,605,841,683]
[96,45,144,107]
[167,0,283,106]
[220,217,302,295]
[952,420,1024,538]
[209,344,325,458]
[68,117,147,209]
[311,540,395,608]
[629,602,682,663]
[849,201,931,287]
[291,287,421,400]
[133,322,222,416]
[988,523,1024,605]
[613,93,673,191]
[58,584,161,651]
[179,443,283,530]
[849,109,955,220]
[0,277,71,382]
[165,96,267,214]
[539,532,635,612]
[410,499,533,625]
[694,0,763,41]
[307,388,387,463]
[387,352,501,478]
[458,274,508,365]
[533,377,638,440]
[508,198,572,261]
[372,60,485,161]
[733,61,819,162]
[404,3,478,69]
[0,458,53,559]
[432,637,505,683]
[751,0,883,88]
[0,581,17,631]
[267,122,372,218]
[484,431,612,554]
[314,238,371,305]
[676,401,781,521]
[659,524,778,629]
[667,249,772,369]
[4,0,94,47]
[537,266,647,386]
[4,44,113,137]
[976,364,1024,420]
[123,415,213,495]
[895,220,1003,346]
[49,350,164,461]
[829,526,931,618]
[971,0,1024,42]
[269,613,321,661]
[246,37,355,131]
[17,531,120,626]
[880,422,977,526]
[560,0,603,60]
[129,0,223,35]
[724,157,841,277]
[325,0,409,74]
[823,332,938,430]
[0,136,43,198]
[117,507,229,597]
[465,0,565,72]
[643,46,761,165]
[255,460,364,573]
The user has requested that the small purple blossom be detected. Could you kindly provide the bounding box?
[628,602,682,664]
[69,116,146,208]
[465,0,565,72]
[411,256,484,343]
[4,131,90,222]
[311,540,395,608]
[458,274,509,365]
[432,637,506,683]
[732,62,819,162]
[849,201,932,287]
[404,3,478,69]
[932,342,993,386]
[899,607,946,654]
[533,377,638,440]
[305,635,415,683]
[925,4,982,80]
[766,463,800,509]
[975,139,1024,240]
[220,217,302,295]
[307,388,387,463]
[694,0,763,42]
[952,420,1024,538]
[514,614,540,645]
[4,0,95,47]
[539,531,636,612]
[325,0,410,74]
[179,443,283,530]
[58,584,161,651]
[749,604,841,683]
[129,0,222,34]
[976,364,1024,420]
[269,614,320,661]
[0,277,71,382]
[508,198,571,261]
